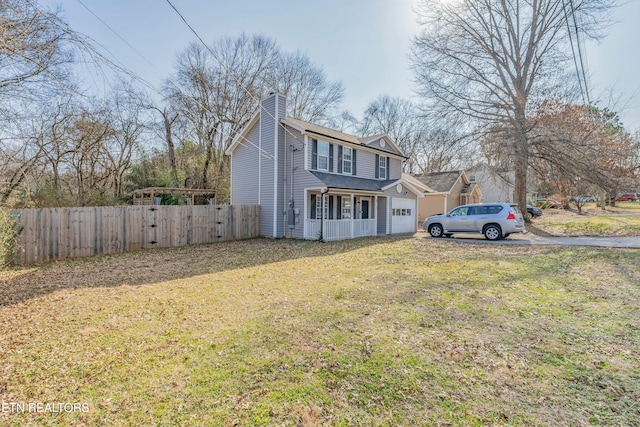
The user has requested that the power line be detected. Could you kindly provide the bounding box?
[561,0,591,106]
[75,0,159,77]
[164,0,305,148]
[569,0,591,105]
[68,0,277,161]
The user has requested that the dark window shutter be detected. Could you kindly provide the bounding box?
[375,154,379,178]
[337,146,343,173]
[329,144,334,172]
[336,196,342,219]
[353,196,357,217]
[352,150,357,175]
[310,194,316,219]
[386,157,389,179]
[312,139,318,170]
[328,195,334,219]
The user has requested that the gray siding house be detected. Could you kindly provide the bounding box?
[466,164,515,203]
[226,93,423,240]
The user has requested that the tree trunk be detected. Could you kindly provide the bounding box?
[201,124,219,189]
[513,113,529,213]
[163,109,179,187]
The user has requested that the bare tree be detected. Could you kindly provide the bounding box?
[266,51,344,124]
[164,35,279,196]
[358,95,474,173]
[411,0,617,210]
[0,0,72,103]
[163,34,345,201]
[359,96,422,172]
[103,84,147,198]
[0,0,74,204]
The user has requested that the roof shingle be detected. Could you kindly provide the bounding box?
[412,171,463,193]
[309,171,397,192]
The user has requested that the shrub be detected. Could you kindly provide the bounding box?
[0,208,19,268]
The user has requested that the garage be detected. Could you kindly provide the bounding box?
[391,198,416,233]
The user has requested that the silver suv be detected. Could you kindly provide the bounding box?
[423,203,525,240]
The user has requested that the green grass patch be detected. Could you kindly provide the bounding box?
[1,237,639,425]
[534,213,640,236]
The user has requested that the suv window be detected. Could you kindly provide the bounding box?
[449,207,469,216]
[472,206,486,215]
[485,205,503,215]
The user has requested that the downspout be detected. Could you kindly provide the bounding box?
[283,124,287,235]
[258,102,262,205]
[288,141,298,237]
[273,95,279,238]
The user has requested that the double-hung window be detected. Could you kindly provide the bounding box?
[378,155,387,179]
[317,141,330,171]
[342,147,353,174]
[315,195,329,219]
[341,197,352,219]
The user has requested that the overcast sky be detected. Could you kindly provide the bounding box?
[41,0,640,131]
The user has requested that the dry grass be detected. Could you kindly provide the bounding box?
[532,202,640,236]
[1,237,639,426]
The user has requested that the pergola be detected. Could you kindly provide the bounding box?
[132,187,216,206]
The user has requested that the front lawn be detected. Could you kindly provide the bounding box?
[1,237,639,426]
[532,202,640,236]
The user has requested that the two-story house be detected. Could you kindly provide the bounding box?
[225,93,423,240]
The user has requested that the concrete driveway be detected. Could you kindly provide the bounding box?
[420,232,640,249]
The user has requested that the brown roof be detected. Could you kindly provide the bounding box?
[412,171,463,193]
[402,173,435,193]
[283,117,361,144]
[281,117,405,157]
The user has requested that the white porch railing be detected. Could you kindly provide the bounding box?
[304,219,377,241]
[353,218,377,238]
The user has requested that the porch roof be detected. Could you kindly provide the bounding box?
[309,171,397,192]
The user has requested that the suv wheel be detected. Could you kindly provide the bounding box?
[483,225,502,240]
[429,224,444,238]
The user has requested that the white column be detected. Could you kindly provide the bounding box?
[374,195,378,236]
[303,189,308,239]
[321,193,326,241]
[350,193,355,238]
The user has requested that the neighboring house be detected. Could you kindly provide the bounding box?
[411,170,482,220]
[225,93,423,241]
[466,164,515,203]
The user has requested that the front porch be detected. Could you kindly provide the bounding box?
[303,190,384,241]
[304,218,377,241]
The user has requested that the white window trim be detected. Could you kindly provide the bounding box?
[378,155,387,179]
[315,194,329,219]
[342,146,352,174]
[317,140,329,171]
[341,196,352,219]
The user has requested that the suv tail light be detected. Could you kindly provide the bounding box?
[506,211,516,220]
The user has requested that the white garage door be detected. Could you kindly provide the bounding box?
[391,198,416,233]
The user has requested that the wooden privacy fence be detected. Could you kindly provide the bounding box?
[13,205,260,265]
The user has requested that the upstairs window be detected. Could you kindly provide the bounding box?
[337,146,356,175]
[312,139,333,172]
[317,141,329,171]
[378,154,387,179]
[342,147,353,174]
